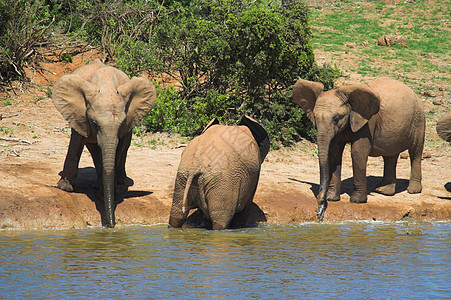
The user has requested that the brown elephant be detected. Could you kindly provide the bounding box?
[168,116,270,230]
[293,77,425,221]
[53,59,156,228]
[436,111,451,143]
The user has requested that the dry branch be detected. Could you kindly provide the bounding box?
[0,136,34,144]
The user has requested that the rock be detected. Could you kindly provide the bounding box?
[400,152,409,159]
[432,98,442,105]
[361,40,369,46]
[377,34,408,47]
[439,86,444,91]
[396,35,408,47]
[423,90,436,97]
[346,43,355,48]
[422,151,432,159]
[377,35,391,46]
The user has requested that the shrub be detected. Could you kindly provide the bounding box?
[0,0,340,145]
[140,0,339,145]
[0,0,55,82]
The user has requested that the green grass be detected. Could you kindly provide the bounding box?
[310,0,450,86]
[0,126,13,136]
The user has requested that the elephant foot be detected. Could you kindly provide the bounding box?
[375,183,396,196]
[57,178,74,192]
[407,180,422,194]
[168,216,185,228]
[326,189,341,202]
[211,221,227,231]
[350,192,367,203]
[117,176,134,187]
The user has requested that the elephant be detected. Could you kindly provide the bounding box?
[436,111,451,143]
[293,77,425,221]
[53,59,156,228]
[168,116,270,230]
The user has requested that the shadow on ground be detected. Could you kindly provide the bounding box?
[65,167,152,226]
[288,176,410,198]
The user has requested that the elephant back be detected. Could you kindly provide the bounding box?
[182,124,260,171]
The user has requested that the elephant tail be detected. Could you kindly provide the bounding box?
[182,175,195,215]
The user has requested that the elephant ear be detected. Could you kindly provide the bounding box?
[338,84,380,132]
[239,115,270,163]
[118,77,157,131]
[436,112,451,142]
[52,74,97,137]
[292,78,324,124]
[202,118,220,134]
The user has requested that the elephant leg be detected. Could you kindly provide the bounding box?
[207,189,236,230]
[86,142,103,189]
[407,142,423,194]
[375,155,398,196]
[209,206,235,230]
[58,129,85,192]
[350,136,371,203]
[115,131,132,186]
[326,141,345,201]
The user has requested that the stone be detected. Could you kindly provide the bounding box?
[432,98,442,106]
[377,34,408,47]
[423,90,436,97]
[422,151,432,159]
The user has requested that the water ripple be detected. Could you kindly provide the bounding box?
[0,222,449,299]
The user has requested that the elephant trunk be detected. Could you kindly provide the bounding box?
[101,140,118,228]
[316,130,333,221]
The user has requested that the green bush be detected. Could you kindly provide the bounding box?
[138,0,339,146]
[0,0,340,146]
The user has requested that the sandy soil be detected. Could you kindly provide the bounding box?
[0,49,450,230]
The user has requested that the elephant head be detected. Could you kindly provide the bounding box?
[53,60,156,227]
[293,78,380,220]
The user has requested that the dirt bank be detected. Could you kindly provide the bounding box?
[0,51,450,230]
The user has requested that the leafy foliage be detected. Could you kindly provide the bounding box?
[140,0,339,145]
[0,0,340,145]
[0,0,55,81]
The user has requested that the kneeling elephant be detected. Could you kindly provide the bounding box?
[169,116,270,230]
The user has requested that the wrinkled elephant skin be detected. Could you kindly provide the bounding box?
[168,116,270,230]
[53,59,156,227]
[293,77,425,221]
[436,112,451,143]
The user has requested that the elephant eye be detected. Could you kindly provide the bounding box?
[333,115,341,123]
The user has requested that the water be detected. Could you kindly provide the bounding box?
[0,222,449,299]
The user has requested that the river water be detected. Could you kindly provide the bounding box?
[0,222,449,299]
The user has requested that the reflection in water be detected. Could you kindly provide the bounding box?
[0,222,449,299]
